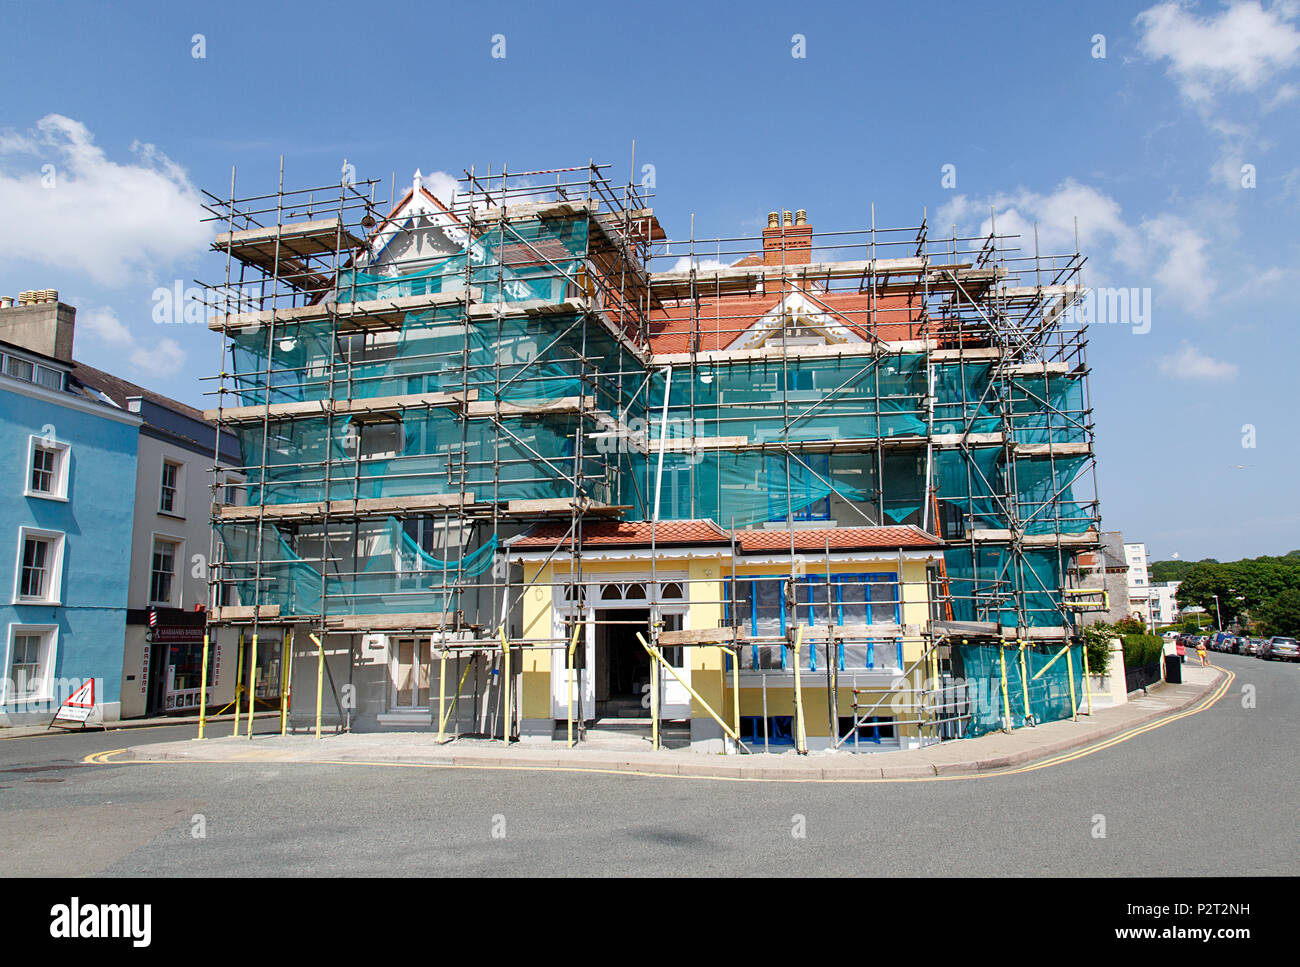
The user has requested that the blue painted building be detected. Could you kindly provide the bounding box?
[0,294,141,725]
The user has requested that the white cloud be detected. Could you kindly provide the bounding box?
[1136,1,1300,103]
[0,115,210,285]
[670,256,731,272]
[130,337,186,372]
[944,179,1213,311]
[77,304,188,375]
[1157,341,1238,379]
[79,305,133,344]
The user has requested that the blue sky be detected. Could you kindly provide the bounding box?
[2,0,1297,561]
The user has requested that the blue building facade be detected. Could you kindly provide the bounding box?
[0,338,140,725]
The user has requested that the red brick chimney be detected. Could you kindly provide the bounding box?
[762,209,812,266]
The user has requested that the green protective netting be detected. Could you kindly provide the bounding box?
[336,214,588,305]
[955,641,1083,736]
[646,354,927,445]
[621,449,930,528]
[217,517,498,617]
[1013,455,1091,534]
[228,308,636,410]
[1009,374,1086,444]
[934,446,1003,531]
[216,521,322,615]
[933,362,999,435]
[325,523,499,616]
[942,546,1011,624]
[236,410,603,506]
[943,546,1068,628]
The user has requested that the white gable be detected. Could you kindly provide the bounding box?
[725,290,865,351]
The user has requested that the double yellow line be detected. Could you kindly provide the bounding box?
[83,668,1233,784]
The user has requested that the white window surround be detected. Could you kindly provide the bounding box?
[12,526,66,606]
[159,455,185,517]
[23,434,70,501]
[148,532,185,608]
[3,623,57,704]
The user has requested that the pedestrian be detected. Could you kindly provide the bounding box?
[1196,638,1207,668]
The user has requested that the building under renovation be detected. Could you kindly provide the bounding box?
[200,160,1102,753]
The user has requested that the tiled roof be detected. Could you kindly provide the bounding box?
[510,519,730,548]
[733,525,943,553]
[509,520,942,552]
[645,291,922,354]
[70,360,208,423]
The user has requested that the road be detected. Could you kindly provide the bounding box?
[1,652,1294,876]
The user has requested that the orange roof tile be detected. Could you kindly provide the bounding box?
[733,526,942,553]
[510,519,729,549]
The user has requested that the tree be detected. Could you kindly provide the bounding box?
[1253,589,1300,637]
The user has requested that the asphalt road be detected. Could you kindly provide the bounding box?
[1,652,1294,877]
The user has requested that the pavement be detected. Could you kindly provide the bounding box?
[119,664,1228,781]
[0,710,280,741]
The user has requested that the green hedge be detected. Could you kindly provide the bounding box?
[1122,634,1164,669]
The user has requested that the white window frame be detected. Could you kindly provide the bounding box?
[12,526,66,605]
[23,434,71,501]
[148,532,185,608]
[159,456,185,517]
[3,624,58,704]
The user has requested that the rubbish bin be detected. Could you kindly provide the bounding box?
[1165,653,1182,684]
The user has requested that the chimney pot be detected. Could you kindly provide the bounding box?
[782,210,793,227]
[794,209,807,226]
[0,297,12,309]
[767,211,780,228]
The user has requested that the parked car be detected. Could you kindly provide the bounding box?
[1265,636,1299,661]
[1244,638,1262,656]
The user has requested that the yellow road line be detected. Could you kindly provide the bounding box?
[83,669,1232,784]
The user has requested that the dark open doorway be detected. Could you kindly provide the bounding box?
[595,608,650,717]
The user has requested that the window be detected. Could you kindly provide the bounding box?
[14,529,64,604]
[5,627,55,703]
[160,460,182,514]
[342,420,403,461]
[25,436,69,499]
[0,351,64,390]
[150,538,179,606]
[10,634,42,698]
[4,355,33,381]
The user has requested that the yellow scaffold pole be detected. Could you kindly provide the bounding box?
[649,637,660,751]
[197,631,210,740]
[1018,641,1031,724]
[310,632,324,740]
[246,632,258,739]
[792,626,808,755]
[279,627,293,736]
[232,631,245,737]
[1065,642,1078,721]
[437,648,447,743]
[500,626,511,744]
[567,621,581,749]
[999,644,1012,732]
[1081,638,1093,716]
[719,644,740,752]
[637,633,744,747]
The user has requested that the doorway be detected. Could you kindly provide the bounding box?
[596,608,650,717]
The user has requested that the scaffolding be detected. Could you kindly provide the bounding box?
[197,158,1099,748]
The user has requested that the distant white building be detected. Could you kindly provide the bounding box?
[1148,581,1181,626]
[1124,542,1151,625]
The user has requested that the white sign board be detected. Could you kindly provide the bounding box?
[52,679,96,724]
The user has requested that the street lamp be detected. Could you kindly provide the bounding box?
[1212,594,1223,631]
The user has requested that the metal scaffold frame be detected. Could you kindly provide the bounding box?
[195,156,1100,750]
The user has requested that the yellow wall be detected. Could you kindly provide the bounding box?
[517,553,936,737]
